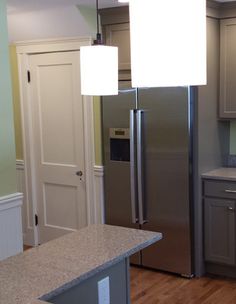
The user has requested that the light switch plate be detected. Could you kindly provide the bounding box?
[98,276,110,304]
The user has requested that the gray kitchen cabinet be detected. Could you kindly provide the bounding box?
[100,6,131,80]
[105,23,131,71]
[204,197,235,265]
[203,179,236,267]
[220,18,236,118]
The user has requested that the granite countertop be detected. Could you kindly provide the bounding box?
[202,167,236,181]
[0,224,162,304]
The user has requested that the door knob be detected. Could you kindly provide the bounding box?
[76,171,83,177]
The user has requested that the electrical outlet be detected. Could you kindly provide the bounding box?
[98,276,110,304]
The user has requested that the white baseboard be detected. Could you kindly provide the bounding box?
[94,165,105,224]
[0,193,23,261]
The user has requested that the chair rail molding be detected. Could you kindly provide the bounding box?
[16,159,24,170]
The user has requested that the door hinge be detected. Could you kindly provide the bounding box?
[27,70,31,83]
[35,214,38,226]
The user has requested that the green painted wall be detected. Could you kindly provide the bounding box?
[9,45,23,160]
[0,0,17,196]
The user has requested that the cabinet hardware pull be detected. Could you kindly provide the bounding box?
[228,207,235,211]
[224,189,236,193]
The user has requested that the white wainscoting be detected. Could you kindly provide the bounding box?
[94,166,105,224]
[0,193,23,261]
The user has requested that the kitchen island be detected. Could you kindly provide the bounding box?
[0,224,162,304]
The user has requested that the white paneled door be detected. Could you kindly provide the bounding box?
[29,51,87,243]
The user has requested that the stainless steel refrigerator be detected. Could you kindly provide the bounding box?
[102,81,194,277]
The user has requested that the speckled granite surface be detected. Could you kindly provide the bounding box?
[0,224,162,304]
[202,167,236,181]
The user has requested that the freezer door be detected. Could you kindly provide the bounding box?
[102,83,140,264]
[139,87,193,276]
[102,83,141,220]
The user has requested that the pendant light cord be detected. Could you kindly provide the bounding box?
[96,0,99,35]
[95,0,102,45]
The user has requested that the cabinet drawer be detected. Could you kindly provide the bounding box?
[204,180,236,199]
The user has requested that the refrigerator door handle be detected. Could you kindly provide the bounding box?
[137,109,146,225]
[130,110,138,224]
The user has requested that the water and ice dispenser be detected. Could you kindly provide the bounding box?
[109,128,130,162]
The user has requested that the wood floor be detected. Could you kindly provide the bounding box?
[23,245,32,251]
[23,245,236,303]
[130,267,236,304]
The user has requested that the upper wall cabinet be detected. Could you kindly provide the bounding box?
[105,23,131,71]
[100,6,131,80]
[220,18,236,118]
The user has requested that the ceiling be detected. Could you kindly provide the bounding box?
[6,0,127,14]
[6,0,236,14]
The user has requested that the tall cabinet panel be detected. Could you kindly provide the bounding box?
[220,18,236,118]
[105,23,130,71]
[204,198,235,266]
[100,6,131,80]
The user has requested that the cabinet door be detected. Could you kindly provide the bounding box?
[105,23,130,70]
[204,198,235,265]
[220,18,236,118]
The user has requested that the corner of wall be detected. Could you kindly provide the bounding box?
[0,0,17,196]
[9,45,24,161]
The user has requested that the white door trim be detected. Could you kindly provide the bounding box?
[94,165,105,224]
[16,37,97,246]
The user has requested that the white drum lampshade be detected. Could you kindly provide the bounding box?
[129,0,207,88]
[80,45,118,96]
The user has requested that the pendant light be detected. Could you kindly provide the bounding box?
[129,0,207,88]
[80,0,118,96]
